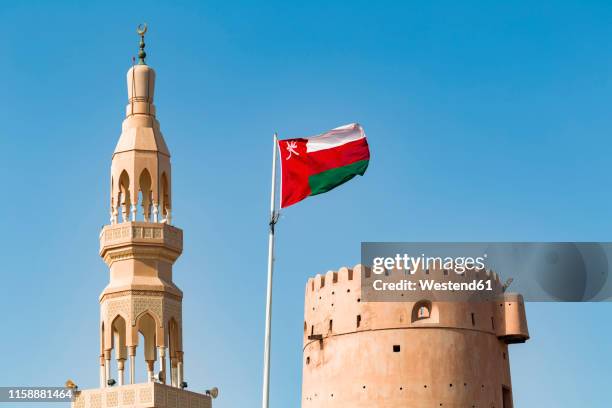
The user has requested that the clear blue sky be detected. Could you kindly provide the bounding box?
[1,1,611,407]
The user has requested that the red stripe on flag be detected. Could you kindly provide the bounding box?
[307,138,370,175]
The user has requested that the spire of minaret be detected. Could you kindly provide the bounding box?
[110,25,171,225]
[137,23,147,64]
[125,24,158,120]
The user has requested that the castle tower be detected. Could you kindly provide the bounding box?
[302,265,529,408]
[72,26,213,408]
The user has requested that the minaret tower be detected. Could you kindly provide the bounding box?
[100,23,181,389]
[72,25,214,408]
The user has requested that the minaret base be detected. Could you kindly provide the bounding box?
[72,382,212,408]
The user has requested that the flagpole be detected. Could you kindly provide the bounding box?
[262,132,278,408]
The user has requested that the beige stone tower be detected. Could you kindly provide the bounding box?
[72,27,213,408]
[302,265,529,408]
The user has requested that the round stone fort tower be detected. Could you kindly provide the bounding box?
[302,265,529,408]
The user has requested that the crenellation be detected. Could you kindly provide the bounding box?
[315,274,325,290]
[302,263,520,338]
[337,266,352,282]
[306,278,314,293]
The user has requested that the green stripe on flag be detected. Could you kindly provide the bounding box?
[308,159,369,196]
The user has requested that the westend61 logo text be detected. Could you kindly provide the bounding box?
[372,254,487,275]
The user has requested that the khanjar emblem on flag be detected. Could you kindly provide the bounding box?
[278,123,370,208]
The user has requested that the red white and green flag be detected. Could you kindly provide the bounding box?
[278,123,370,208]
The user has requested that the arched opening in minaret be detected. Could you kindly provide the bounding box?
[118,170,131,223]
[100,320,106,385]
[160,172,170,222]
[139,169,152,221]
[110,315,127,385]
[136,312,157,384]
[168,318,181,386]
[100,321,105,355]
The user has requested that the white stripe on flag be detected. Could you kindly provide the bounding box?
[305,123,365,153]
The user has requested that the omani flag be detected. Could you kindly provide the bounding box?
[278,123,370,208]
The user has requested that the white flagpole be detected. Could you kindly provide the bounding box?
[262,132,279,408]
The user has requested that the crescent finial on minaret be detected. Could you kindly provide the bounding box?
[137,23,147,36]
[137,23,148,64]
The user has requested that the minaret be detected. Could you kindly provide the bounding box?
[100,23,181,388]
[72,25,214,408]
